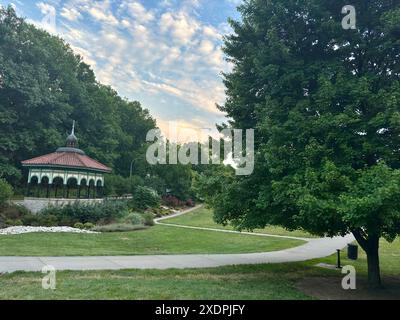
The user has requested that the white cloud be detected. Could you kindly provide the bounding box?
[40,0,231,141]
[88,6,119,25]
[160,11,199,45]
[32,2,57,34]
[61,7,81,21]
[36,2,56,15]
[124,1,155,24]
[198,39,214,54]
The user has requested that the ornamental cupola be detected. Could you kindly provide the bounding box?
[66,120,78,148]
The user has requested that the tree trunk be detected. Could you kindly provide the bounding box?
[365,236,381,288]
[352,230,382,288]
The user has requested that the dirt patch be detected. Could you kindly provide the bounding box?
[297,276,400,300]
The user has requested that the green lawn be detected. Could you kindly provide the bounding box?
[1,237,399,300]
[1,206,399,299]
[320,238,400,277]
[0,263,316,300]
[0,225,304,256]
[165,207,317,238]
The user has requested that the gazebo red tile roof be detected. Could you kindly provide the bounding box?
[22,151,112,173]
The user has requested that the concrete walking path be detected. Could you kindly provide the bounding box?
[0,206,355,273]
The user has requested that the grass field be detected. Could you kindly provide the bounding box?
[0,224,304,256]
[165,207,316,238]
[0,264,313,300]
[1,239,399,300]
[0,207,399,299]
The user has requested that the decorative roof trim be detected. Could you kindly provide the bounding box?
[21,163,112,173]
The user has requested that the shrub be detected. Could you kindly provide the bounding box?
[162,195,184,208]
[5,218,22,226]
[39,200,128,226]
[1,204,34,226]
[0,205,22,220]
[186,199,195,207]
[21,214,41,226]
[150,207,173,218]
[131,186,160,210]
[143,175,166,195]
[142,212,155,226]
[0,178,13,207]
[124,212,144,225]
[83,222,94,230]
[92,223,148,233]
[13,219,23,226]
[74,222,84,229]
[37,214,58,227]
[104,175,145,197]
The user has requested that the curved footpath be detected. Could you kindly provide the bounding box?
[0,206,354,273]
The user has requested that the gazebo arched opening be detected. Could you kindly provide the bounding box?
[27,176,39,197]
[80,178,87,199]
[53,177,64,198]
[96,179,103,198]
[88,179,96,199]
[40,176,50,198]
[66,177,78,199]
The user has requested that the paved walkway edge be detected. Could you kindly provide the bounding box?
[0,205,355,273]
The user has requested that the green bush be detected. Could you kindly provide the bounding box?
[13,219,23,226]
[92,223,148,233]
[1,204,33,226]
[74,222,84,229]
[131,186,160,210]
[83,222,94,230]
[39,200,128,226]
[151,207,173,217]
[104,175,144,197]
[142,212,155,226]
[5,218,22,226]
[0,178,13,207]
[124,212,144,225]
[143,175,166,196]
[21,214,41,226]
[0,205,22,220]
[104,175,130,197]
[38,214,59,227]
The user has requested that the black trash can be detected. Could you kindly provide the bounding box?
[347,244,358,260]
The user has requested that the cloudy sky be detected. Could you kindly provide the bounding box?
[0,0,242,140]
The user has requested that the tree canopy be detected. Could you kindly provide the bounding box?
[0,7,156,183]
[198,0,400,287]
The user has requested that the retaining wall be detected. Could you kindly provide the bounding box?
[12,198,105,214]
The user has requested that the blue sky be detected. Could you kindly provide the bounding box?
[1,0,242,140]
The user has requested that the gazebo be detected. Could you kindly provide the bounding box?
[21,122,112,199]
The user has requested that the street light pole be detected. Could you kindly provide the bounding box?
[130,160,134,178]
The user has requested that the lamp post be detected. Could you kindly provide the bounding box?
[130,160,134,178]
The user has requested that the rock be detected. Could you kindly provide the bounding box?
[0,226,99,235]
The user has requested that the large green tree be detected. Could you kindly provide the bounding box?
[204,0,400,287]
[0,7,156,184]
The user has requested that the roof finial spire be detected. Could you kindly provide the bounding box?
[66,120,78,148]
